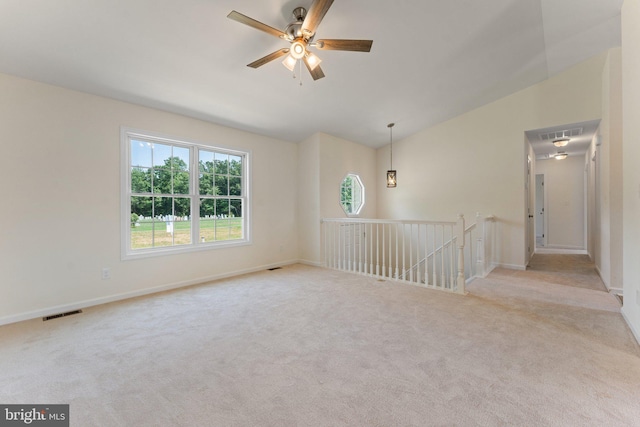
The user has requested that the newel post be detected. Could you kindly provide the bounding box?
[475,212,485,278]
[456,214,466,294]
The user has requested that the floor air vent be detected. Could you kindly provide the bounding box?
[43,310,83,321]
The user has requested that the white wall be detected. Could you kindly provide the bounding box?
[608,48,624,290]
[297,134,321,265]
[622,0,640,343]
[0,73,298,324]
[536,156,586,250]
[319,134,378,220]
[597,48,624,290]
[377,53,606,269]
[297,132,378,266]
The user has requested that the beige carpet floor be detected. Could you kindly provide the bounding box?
[1,260,639,426]
[523,254,608,291]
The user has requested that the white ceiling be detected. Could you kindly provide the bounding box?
[0,0,622,148]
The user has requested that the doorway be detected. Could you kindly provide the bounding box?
[524,119,600,260]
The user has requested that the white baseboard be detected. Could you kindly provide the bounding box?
[493,263,527,271]
[621,307,640,346]
[0,259,301,327]
[298,259,324,268]
[535,247,587,255]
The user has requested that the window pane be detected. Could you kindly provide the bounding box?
[230,216,242,239]
[153,167,172,194]
[229,155,242,176]
[153,220,173,247]
[344,203,353,214]
[199,151,214,173]
[152,143,172,168]
[131,218,153,249]
[131,140,152,167]
[131,167,151,193]
[215,152,228,174]
[199,173,213,196]
[199,196,215,243]
[216,218,231,240]
[131,196,152,218]
[340,174,364,215]
[173,170,190,194]
[200,198,215,217]
[215,198,229,217]
[200,219,215,242]
[229,176,241,196]
[230,199,242,218]
[131,196,153,250]
[174,197,190,218]
[215,175,229,196]
[173,146,190,171]
[173,217,191,246]
[154,196,172,218]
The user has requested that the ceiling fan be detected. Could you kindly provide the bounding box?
[227,0,373,81]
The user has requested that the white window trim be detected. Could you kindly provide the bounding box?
[120,127,251,260]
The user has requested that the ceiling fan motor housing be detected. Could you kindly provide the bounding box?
[292,7,306,21]
[285,8,308,41]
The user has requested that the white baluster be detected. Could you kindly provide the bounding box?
[410,223,415,283]
[376,223,380,277]
[456,214,466,294]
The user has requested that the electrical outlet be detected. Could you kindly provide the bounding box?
[101,268,111,280]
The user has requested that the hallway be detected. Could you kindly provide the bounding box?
[526,253,607,292]
[467,254,636,355]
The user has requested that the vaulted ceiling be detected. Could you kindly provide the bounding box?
[0,0,622,147]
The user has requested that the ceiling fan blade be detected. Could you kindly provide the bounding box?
[227,10,287,39]
[301,0,334,38]
[316,39,373,52]
[303,57,325,80]
[247,48,290,68]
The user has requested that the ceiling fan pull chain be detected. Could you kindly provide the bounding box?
[299,60,303,86]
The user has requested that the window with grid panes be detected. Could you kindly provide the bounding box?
[122,129,249,259]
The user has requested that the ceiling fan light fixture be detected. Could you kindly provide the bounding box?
[305,51,322,70]
[553,137,570,147]
[290,41,306,59]
[282,54,297,71]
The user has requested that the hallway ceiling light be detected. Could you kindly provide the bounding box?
[552,137,570,147]
[554,152,568,160]
[386,123,396,188]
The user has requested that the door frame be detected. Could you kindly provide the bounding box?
[535,173,547,248]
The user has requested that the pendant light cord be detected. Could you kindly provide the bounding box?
[388,123,394,169]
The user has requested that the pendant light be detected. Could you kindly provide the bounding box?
[386,123,397,188]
